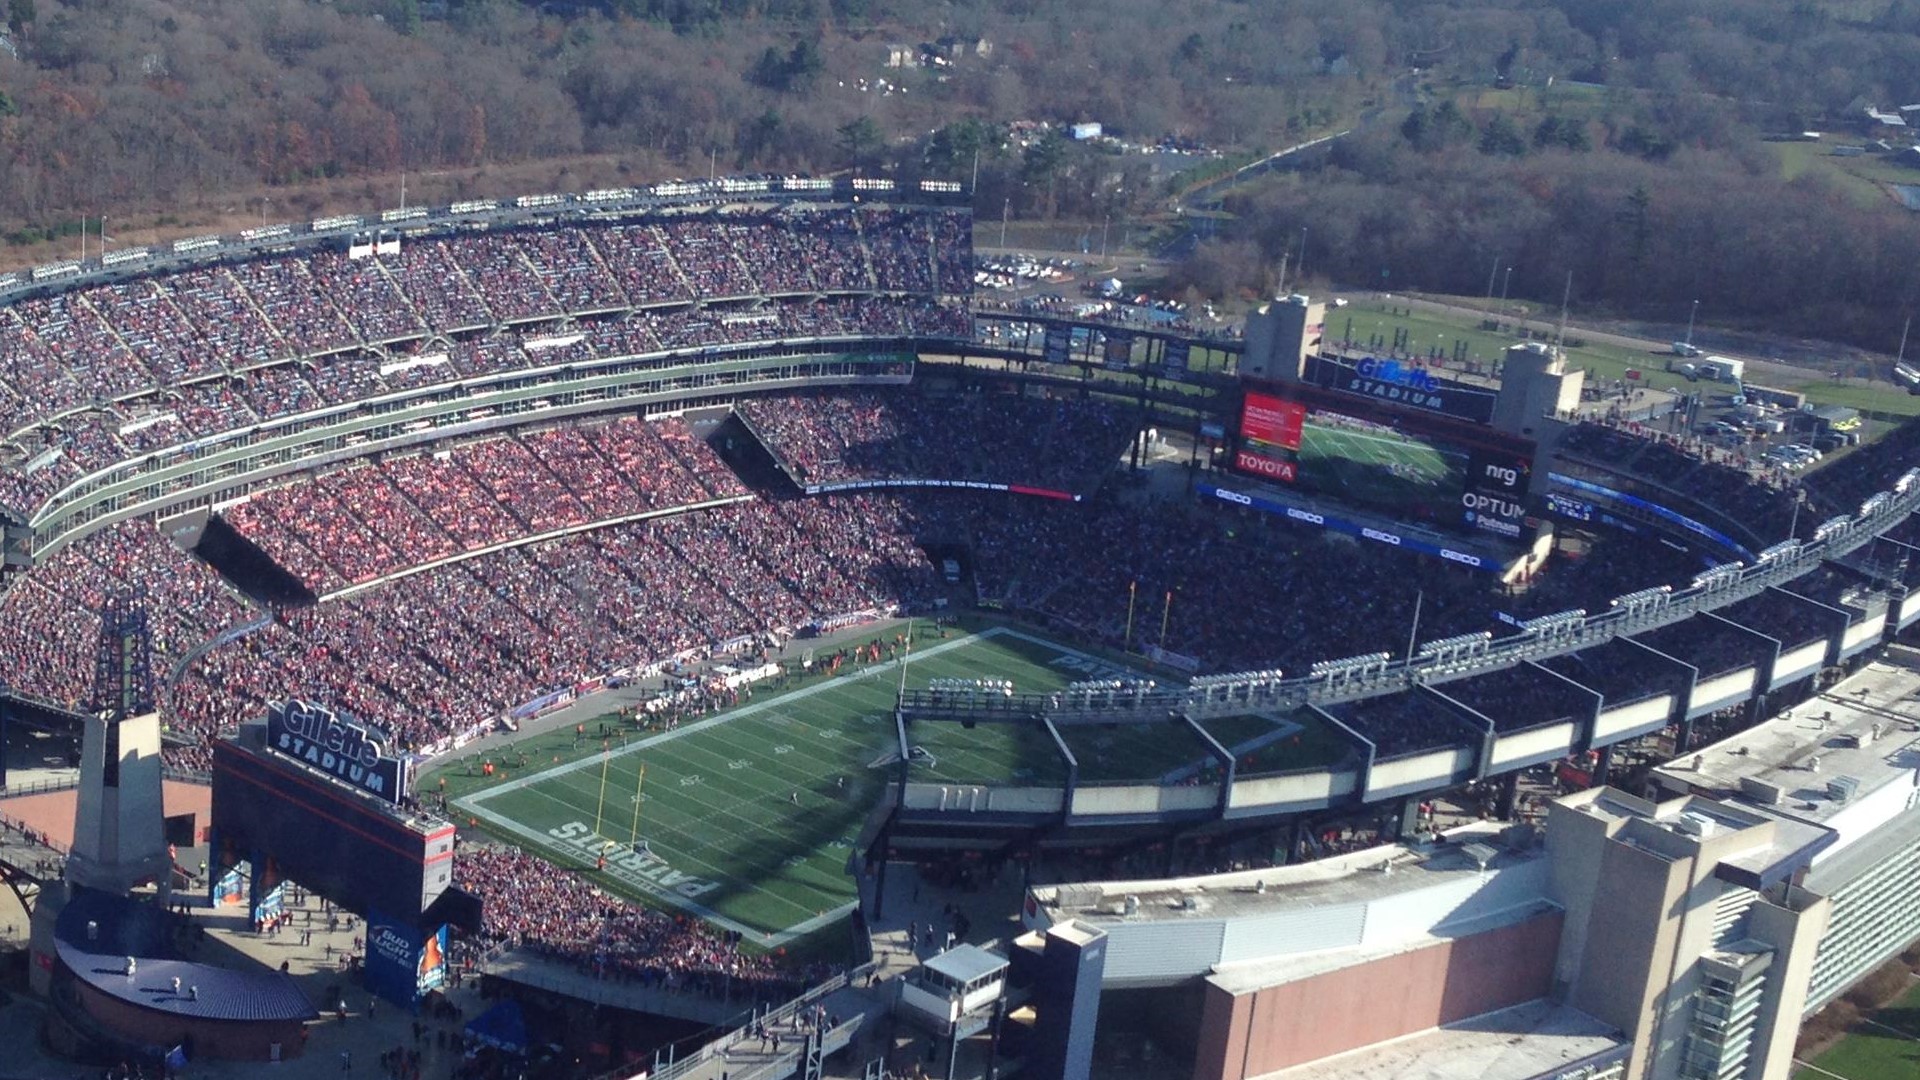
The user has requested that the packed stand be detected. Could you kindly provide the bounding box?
[739,387,1130,493]
[219,416,738,591]
[0,208,972,506]
[1554,421,1800,542]
[1805,417,1920,520]
[452,845,801,996]
[0,520,255,768]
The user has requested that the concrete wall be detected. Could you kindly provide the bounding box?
[1191,910,1563,1080]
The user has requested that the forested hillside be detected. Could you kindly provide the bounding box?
[7,0,1920,346]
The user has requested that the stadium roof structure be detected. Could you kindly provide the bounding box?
[54,939,319,1023]
[1255,999,1627,1080]
[1028,820,1540,927]
[1535,638,1693,704]
[53,888,318,1023]
[1653,653,1920,837]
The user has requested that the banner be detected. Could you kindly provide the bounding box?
[365,910,448,1005]
[1162,339,1191,373]
[1043,324,1072,364]
[1199,483,1497,573]
[1546,472,1754,560]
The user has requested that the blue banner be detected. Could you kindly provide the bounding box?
[1163,339,1190,373]
[1198,483,1498,572]
[365,910,448,1005]
[1546,472,1754,560]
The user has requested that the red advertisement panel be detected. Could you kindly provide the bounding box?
[1241,391,1306,450]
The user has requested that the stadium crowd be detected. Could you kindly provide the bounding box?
[0,205,974,517]
[450,844,812,999]
[9,382,1919,776]
[739,387,1132,493]
[1556,421,1801,542]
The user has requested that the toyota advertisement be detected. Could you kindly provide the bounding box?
[1230,383,1533,541]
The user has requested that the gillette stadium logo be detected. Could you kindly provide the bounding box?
[1355,357,1440,391]
[1347,358,1445,409]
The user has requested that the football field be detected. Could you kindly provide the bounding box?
[451,624,1227,944]
[1294,421,1463,512]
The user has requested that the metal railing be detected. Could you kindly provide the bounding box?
[637,961,878,1080]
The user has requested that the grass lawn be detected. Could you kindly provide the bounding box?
[443,623,1224,945]
[1795,976,1920,1080]
[1337,296,1920,426]
[1328,297,1657,381]
[1770,139,1920,210]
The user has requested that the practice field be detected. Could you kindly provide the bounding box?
[453,623,1324,944]
[1294,420,1462,514]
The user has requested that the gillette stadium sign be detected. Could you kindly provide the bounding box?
[1315,356,1496,423]
[265,700,410,805]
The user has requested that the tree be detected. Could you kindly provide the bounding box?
[0,90,14,118]
[1617,125,1675,161]
[1478,114,1527,156]
[784,40,823,87]
[749,46,788,89]
[738,108,783,165]
[1534,116,1590,151]
[1402,100,1473,152]
[837,115,882,163]
[391,0,422,36]
[6,0,32,36]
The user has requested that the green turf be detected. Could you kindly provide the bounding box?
[452,624,1193,943]
[1795,976,1920,1080]
[1293,422,1460,514]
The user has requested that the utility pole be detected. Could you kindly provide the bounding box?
[1000,198,1010,248]
[1553,271,1572,351]
[1685,299,1699,348]
[1500,266,1513,313]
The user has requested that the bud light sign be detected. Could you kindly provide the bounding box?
[265,700,410,805]
[364,911,448,1004]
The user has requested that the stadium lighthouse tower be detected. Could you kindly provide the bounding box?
[65,593,172,900]
[1238,293,1325,384]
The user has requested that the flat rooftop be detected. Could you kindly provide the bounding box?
[1029,821,1536,925]
[1652,649,1920,828]
[1558,787,1834,889]
[1259,999,1626,1080]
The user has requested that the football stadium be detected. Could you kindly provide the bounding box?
[4,181,1920,1080]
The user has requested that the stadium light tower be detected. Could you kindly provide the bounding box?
[67,591,172,900]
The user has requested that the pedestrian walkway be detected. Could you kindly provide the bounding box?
[0,881,492,1080]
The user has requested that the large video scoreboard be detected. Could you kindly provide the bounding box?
[1232,378,1534,541]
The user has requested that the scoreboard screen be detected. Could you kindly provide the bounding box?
[1231,382,1533,539]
